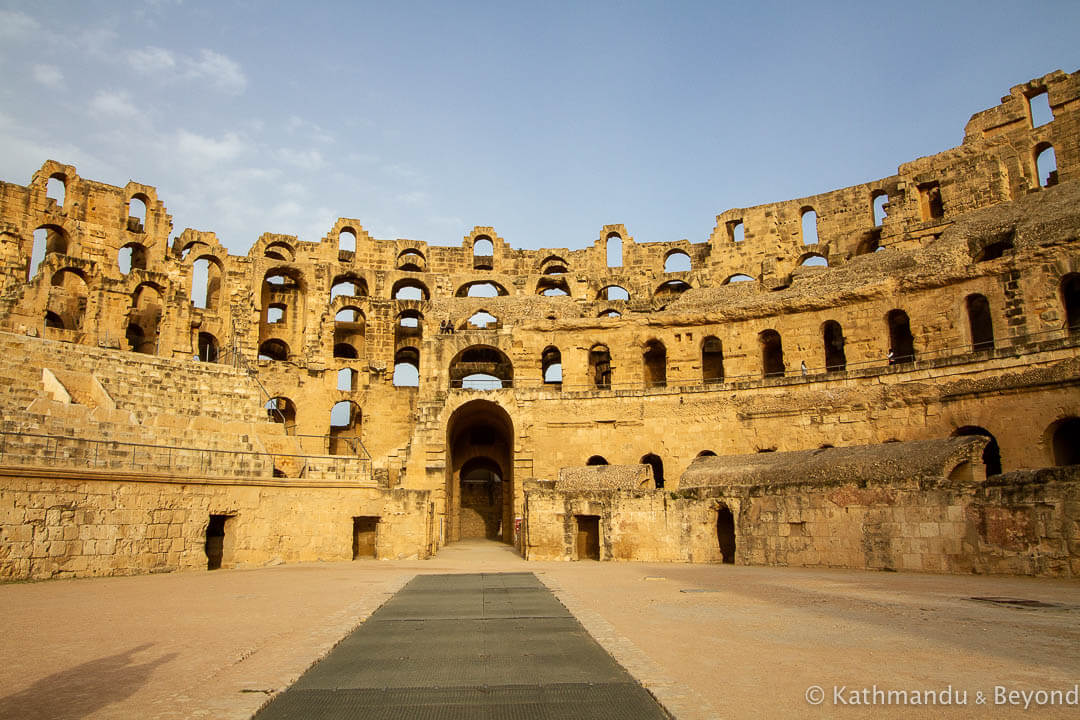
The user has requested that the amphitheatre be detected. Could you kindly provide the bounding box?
[0,69,1079,718]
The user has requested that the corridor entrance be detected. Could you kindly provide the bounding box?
[445,400,514,544]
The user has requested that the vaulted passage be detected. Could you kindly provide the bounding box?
[252,573,667,720]
[446,401,515,544]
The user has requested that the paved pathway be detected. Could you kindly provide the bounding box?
[253,572,667,719]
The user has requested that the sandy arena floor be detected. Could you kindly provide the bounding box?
[1,540,1078,719]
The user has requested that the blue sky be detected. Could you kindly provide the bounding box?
[1,1,1078,254]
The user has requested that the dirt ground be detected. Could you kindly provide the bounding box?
[1,540,1078,719]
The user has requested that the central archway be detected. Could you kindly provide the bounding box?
[445,400,515,545]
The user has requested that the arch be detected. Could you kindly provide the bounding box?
[1035,143,1058,188]
[598,309,621,318]
[44,311,64,329]
[887,309,915,363]
[392,278,429,301]
[1048,417,1080,466]
[449,345,513,389]
[265,397,296,433]
[329,400,362,455]
[966,294,994,351]
[589,344,612,389]
[856,234,881,255]
[702,336,724,383]
[606,231,622,267]
[1061,273,1080,334]
[263,267,304,291]
[717,506,736,564]
[586,455,609,466]
[540,255,569,275]
[265,304,286,324]
[50,267,87,289]
[336,306,364,323]
[46,174,66,208]
[473,235,494,256]
[759,329,784,378]
[456,280,508,298]
[264,242,295,262]
[29,225,68,279]
[117,242,146,275]
[872,191,888,226]
[640,453,664,489]
[799,253,828,267]
[334,343,359,359]
[537,277,570,296]
[258,339,290,362]
[822,320,846,371]
[952,426,1002,476]
[1028,90,1054,127]
[445,399,515,543]
[598,285,629,301]
[397,248,425,272]
[395,309,423,342]
[196,332,219,363]
[330,273,368,302]
[393,346,420,387]
[664,250,692,273]
[334,305,365,359]
[338,228,356,252]
[697,450,717,457]
[126,283,163,354]
[191,256,222,310]
[642,339,666,388]
[128,194,148,231]
[724,273,755,284]
[655,280,691,298]
[337,367,355,392]
[728,220,745,243]
[541,346,562,385]
[467,311,498,328]
[801,207,818,245]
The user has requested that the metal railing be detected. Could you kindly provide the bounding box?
[0,430,373,483]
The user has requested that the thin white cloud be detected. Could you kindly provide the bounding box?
[32,65,64,88]
[173,129,247,168]
[127,46,177,73]
[286,116,334,144]
[89,90,139,119]
[186,50,246,95]
[0,10,39,40]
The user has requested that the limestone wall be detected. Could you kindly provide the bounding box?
[0,467,433,581]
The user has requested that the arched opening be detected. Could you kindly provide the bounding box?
[664,250,691,273]
[589,344,612,389]
[823,321,846,371]
[445,399,515,545]
[265,397,296,434]
[725,273,754,284]
[127,283,162,354]
[191,257,222,310]
[457,281,507,298]
[264,242,294,262]
[540,255,568,275]
[1028,90,1054,127]
[759,329,784,378]
[640,453,664,489]
[801,208,818,245]
[258,339,289,362]
[45,268,88,333]
[334,306,365,359]
[642,340,666,388]
[261,268,306,345]
[1061,273,1080,334]
[697,450,717,457]
[966,294,994,351]
[337,367,355,392]
[46,175,66,208]
[393,347,420,387]
[467,311,498,328]
[395,309,423,345]
[1035,143,1058,188]
[655,280,691,298]
[799,254,828,267]
[329,401,362,455]
[598,309,621,318]
[29,225,67,280]
[887,309,915,364]
[196,332,219,363]
[397,248,425,272]
[330,274,368,302]
[606,232,622,267]
[118,242,146,275]
[392,279,429,301]
[449,345,513,389]
[339,228,356,253]
[541,346,562,386]
[473,235,494,270]
[728,220,744,243]
[702,336,724,383]
[128,195,147,232]
[537,277,571,296]
[599,285,629,301]
[872,192,888,226]
[267,304,286,324]
[44,311,64,329]
[717,506,736,564]
[952,426,1002,476]
[586,455,608,466]
[1049,418,1080,466]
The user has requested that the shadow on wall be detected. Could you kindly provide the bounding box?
[0,643,177,720]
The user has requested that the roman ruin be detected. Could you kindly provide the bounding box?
[0,69,1078,581]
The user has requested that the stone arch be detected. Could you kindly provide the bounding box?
[663,249,691,273]
[539,255,569,275]
[1046,417,1080,466]
[456,280,509,298]
[397,248,426,272]
[586,455,608,466]
[1060,273,1080,334]
[127,282,164,354]
[537,277,571,296]
[329,400,362,455]
[598,285,630,301]
[445,399,515,543]
[952,426,1002,476]
[724,273,755,285]
[392,278,430,301]
[642,339,666,388]
[265,397,296,434]
[330,273,369,302]
[717,505,736,563]
[966,293,994,351]
[887,309,915,363]
[1034,142,1058,188]
[196,331,219,363]
[759,329,785,378]
[449,345,513,389]
[393,346,420,387]
[589,344,612,389]
[822,320,846,371]
[702,336,724,383]
[264,241,295,262]
[191,255,223,310]
[258,339,290,362]
[541,345,562,385]
[640,453,664,489]
[118,242,147,275]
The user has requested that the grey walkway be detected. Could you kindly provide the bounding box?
[252,572,668,719]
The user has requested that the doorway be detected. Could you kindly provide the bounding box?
[717,506,736,564]
[353,516,379,559]
[445,400,515,544]
[575,515,600,560]
[205,514,232,570]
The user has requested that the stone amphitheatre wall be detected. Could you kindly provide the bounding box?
[0,69,1078,578]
